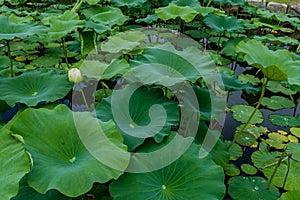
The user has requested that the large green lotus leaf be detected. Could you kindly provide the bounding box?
[101,30,147,53]
[287,143,300,162]
[209,138,229,168]
[204,13,244,33]
[12,176,71,200]
[231,105,264,124]
[252,144,281,169]
[135,14,159,24]
[111,0,147,8]
[0,55,10,69]
[85,20,111,34]
[237,40,300,85]
[0,70,72,107]
[267,81,296,95]
[47,10,85,40]
[228,176,280,200]
[262,96,294,110]
[254,34,299,45]
[236,40,286,81]
[96,86,179,150]
[81,58,130,80]
[172,0,200,7]
[0,128,30,200]
[8,14,33,24]
[155,3,197,23]
[129,45,215,86]
[10,105,129,197]
[82,7,128,27]
[251,145,300,191]
[0,16,46,40]
[239,74,260,86]
[221,37,247,58]
[280,191,300,200]
[269,114,300,127]
[219,68,260,93]
[109,143,225,200]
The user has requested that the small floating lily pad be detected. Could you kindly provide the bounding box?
[228,176,280,200]
[266,132,288,149]
[290,127,300,138]
[231,105,264,124]
[269,114,300,127]
[225,164,240,176]
[241,164,257,175]
[229,142,243,161]
[262,96,294,110]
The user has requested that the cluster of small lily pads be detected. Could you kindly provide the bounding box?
[1,0,300,199]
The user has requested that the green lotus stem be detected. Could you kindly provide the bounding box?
[62,39,69,66]
[217,33,221,54]
[7,40,14,77]
[79,84,90,110]
[206,0,213,7]
[100,81,109,97]
[258,156,289,170]
[283,155,291,188]
[292,95,297,117]
[267,148,287,190]
[72,0,83,11]
[229,78,268,149]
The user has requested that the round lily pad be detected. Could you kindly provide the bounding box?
[235,130,258,147]
[269,114,300,127]
[231,105,264,124]
[10,105,129,197]
[225,164,240,176]
[290,127,300,138]
[241,164,257,175]
[229,142,243,161]
[0,70,72,107]
[266,132,288,149]
[280,191,300,200]
[261,96,294,110]
[287,143,300,161]
[0,128,30,200]
[109,144,225,200]
[228,176,280,200]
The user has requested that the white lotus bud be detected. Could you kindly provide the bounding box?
[68,68,83,83]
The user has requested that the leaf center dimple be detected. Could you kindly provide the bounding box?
[31,91,38,96]
[69,156,76,163]
[162,185,166,190]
